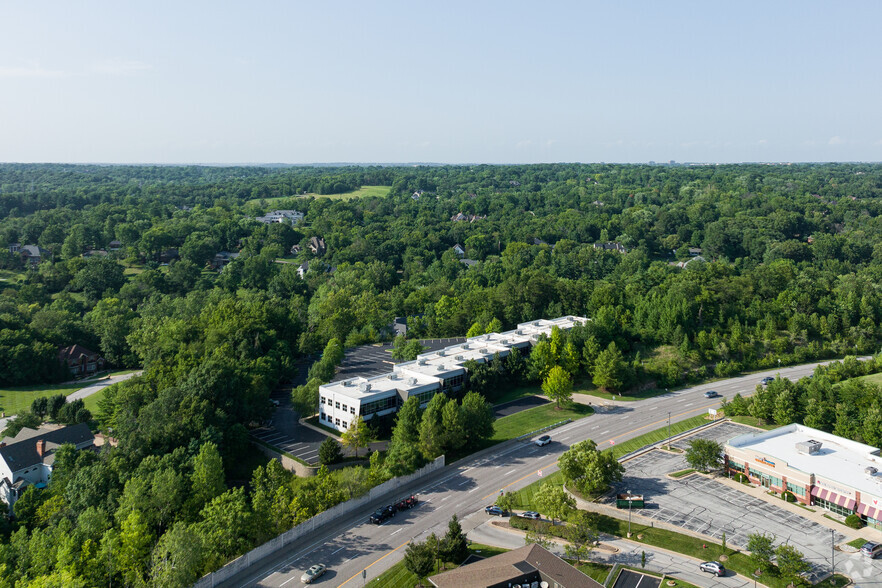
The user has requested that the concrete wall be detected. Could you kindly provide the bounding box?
[251,441,368,477]
[193,455,446,588]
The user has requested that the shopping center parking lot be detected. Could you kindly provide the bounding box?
[606,421,882,584]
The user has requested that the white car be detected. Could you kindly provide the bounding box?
[534,435,551,446]
[301,564,326,584]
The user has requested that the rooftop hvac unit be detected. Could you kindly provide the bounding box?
[437,350,445,356]
[358,383,371,392]
[796,440,822,455]
[343,380,353,387]
[462,343,470,350]
[516,329,524,335]
[389,373,399,380]
[866,466,878,476]
[407,377,417,386]
[455,355,464,361]
[480,348,489,354]
[540,583,549,588]
[501,339,508,344]
[417,358,427,365]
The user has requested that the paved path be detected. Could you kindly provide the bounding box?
[216,358,871,588]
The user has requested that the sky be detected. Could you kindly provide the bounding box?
[0,1,880,164]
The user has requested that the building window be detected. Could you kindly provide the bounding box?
[342,421,348,429]
[728,462,745,473]
[342,404,348,413]
[360,395,398,417]
[320,396,325,405]
[350,406,356,415]
[335,418,340,426]
[443,374,464,389]
[786,482,805,497]
[813,496,854,517]
[335,401,340,409]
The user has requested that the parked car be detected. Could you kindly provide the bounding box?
[301,563,326,584]
[521,511,541,520]
[699,561,725,577]
[485,505,506,516]
[534,435,552,446]
[761,376,775,385]
[369,505,395,524]
[703,390,719,398]
[861,541,882,559]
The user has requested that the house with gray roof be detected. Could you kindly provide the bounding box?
[0,424,95,511]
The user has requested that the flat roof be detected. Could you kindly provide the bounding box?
[325,315,588,403]
[727,424,882,499]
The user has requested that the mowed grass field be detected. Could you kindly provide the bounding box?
[248,185,391,205]
[0,370,134,417]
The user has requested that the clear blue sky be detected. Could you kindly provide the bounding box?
[1,1,880,164]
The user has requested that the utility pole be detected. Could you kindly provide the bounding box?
[627,492,633,537]
[667,412,671,449]
[831,529,835,576]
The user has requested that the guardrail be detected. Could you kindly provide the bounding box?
[515,419,572,442]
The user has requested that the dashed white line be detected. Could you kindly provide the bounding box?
[331,546,345,555]
[390,528,402,535]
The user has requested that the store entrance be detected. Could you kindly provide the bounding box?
[761,475,771,488]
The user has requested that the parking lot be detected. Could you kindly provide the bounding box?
[612,569,661,588]
[606,421,882,584]
[251,405,327,464]
[332,338,466,382]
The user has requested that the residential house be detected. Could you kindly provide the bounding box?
[452,243,465,257]
[673,255,706,269]
[688,247,703,256]
[297,261,310,279]
[108,240,122,251]
[0,424,95,511]
[19,245,50,265]
[159,249,179,263]
[459,258,478,267]
[593,242,627,254]
[429,543,602,588]
[211,251,240,270]
[412,191,422,200]
[450,213,486,223]
[58,344,105,377]
[7,243,21,253]
[533,237,548,246]
[82,248,108,258]
[290,244,302,255]
[308,236,327,256]
[256,210,304,225]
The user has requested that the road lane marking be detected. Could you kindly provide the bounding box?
[280,576,298,587]
[684,403,693,407]
[336,540,408,588]
[332,546,345,554]
[440,496,449,501]
[391,528,402,535]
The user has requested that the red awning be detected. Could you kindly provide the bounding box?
[858,503,880,520]
[811,487,855,510]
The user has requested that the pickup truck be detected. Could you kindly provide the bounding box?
[369,505,395,524]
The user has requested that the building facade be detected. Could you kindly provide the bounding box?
[725,424,882,530]
[318,316,587,432]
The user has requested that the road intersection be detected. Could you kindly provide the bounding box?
[218,360,833,588]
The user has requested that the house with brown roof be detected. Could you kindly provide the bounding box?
[0,423,95,511]
[58,345,105,377]
[429,543,602,588]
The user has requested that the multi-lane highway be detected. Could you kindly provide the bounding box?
[219,361,827,588]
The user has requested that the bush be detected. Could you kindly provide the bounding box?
[845,514,864,529]
[510,516,568,539]
[318,437,343,465]
[733,473,750,484]
[781,491,796,503]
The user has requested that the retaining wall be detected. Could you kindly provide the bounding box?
[193,455,445,588]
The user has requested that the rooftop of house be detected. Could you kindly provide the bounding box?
[0,423,94,473]
[727,423,882,499]
[58,344,101,362]
[429,543,602,588]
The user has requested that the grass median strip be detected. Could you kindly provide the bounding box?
[365,542,507,587]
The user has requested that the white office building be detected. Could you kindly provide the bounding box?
[318,316,587,432]
[256,210,304,225]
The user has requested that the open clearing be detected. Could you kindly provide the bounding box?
[248,185,391,205]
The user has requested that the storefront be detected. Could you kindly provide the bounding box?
[725,424,882,522]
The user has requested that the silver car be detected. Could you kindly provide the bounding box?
[301,564,326,584]
[699,561,725,576]
[861,542,882,559]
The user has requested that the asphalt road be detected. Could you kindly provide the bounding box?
[217,360,833,588]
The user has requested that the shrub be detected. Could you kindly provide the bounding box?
[782,491,796,503]
[318,437,343,465]
[733,472,750,484]
[845,514,864,529]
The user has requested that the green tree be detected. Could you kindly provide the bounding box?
[495,491,516,514]
[746,532,776,574]
[403,540,435,587]
[318,437,343,465]
[528,339,557,381]
[150,522,206,588]
[558,439,625,496]
[440,515,469,565]
[459,391,494,450]
[542,365,573,409]
[418,393,447,459]
[592,342,626,393]
[465,321,485,338]
[775,543,811,586]
[118,510,155,587]
[190,442,225,513]
[749,384,776,425]
[440,398,465,453]
[564,510,598,565]
[534,482,575,525]
[685,439,723,472]
[341,416,372,458]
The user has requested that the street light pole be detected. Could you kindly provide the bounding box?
[667,412,671,449]
[628,492,633,537]
[831,528,835,576]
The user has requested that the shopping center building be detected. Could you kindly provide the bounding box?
[725,424,882,529]
[317,316,588,433]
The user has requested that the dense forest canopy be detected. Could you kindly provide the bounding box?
[1,162,882,586]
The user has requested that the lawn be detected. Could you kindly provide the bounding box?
[851,371,882,387]
[247,185,391,205]
[491,383,542,406]
[574,561,611,584]
[0,370,134,417]
[728,415,781,430]
[847,537,869,549]
[366,542,507,587]
[491,402,593,443]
